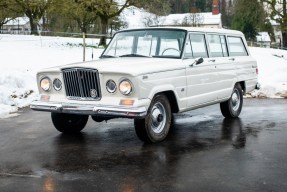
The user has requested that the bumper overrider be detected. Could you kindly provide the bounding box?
[30,101,147,118]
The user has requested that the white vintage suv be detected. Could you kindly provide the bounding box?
[30,27,259,143]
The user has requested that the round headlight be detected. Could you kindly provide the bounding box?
[119,79,133,95]
[53,78,62,91]
[40,77,51,92]
[106,80,117,93]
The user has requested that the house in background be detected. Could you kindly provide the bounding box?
[158,0,222,28]
[2,17,42,34]
[2,17,30,34]
[256,32,271,48]
[270,19,282,47]
[122,0,222,29]
[158,12,222,28]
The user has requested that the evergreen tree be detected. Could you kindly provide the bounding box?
[169,0,212,13]
[220,0,233,28]
[231,0,265,40]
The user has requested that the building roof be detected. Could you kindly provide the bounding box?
[160,12,222,26]
[121,6,222,29]
[5,17,30,26]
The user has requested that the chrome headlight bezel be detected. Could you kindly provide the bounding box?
[40,77,51,92]
[53,78,62,91]
[119,79,133,96]
[106,80,117,93]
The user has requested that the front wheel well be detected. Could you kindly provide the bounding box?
[154,91,179,113]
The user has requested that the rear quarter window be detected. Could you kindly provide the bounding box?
[208,34,228,57]
[227,36,248,56]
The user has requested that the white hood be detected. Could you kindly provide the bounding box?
[40,57,185,76]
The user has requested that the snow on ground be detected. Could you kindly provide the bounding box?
[0,34,287,118]
[0,34,104,118]
[249,47,287,98]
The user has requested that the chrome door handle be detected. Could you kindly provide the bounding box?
[229,58,235,61]
[209,59,216,62]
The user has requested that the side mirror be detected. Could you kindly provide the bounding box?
[195,57,204,65]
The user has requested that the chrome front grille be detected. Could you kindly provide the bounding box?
[62,68,101,100]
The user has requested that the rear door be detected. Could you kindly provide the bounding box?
[208,34,237,100]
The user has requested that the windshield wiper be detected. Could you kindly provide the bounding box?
[119,54,151,58]
[101,55,118,58]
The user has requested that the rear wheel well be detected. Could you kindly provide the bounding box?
[155,91,179,113]
[237,81,246,94]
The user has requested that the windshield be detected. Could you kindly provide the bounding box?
[101,29,186,59]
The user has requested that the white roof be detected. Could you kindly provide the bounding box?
[120,26,243,36]
[5,17,29,26]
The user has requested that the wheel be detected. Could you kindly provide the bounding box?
[134,94,171,143]
[220,83,243,118]
[51,113,89,133]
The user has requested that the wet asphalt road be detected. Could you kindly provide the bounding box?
[0,99,287,192]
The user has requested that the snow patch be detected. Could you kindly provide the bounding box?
[0,34,104,118]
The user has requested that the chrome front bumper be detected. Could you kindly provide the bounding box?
[30,101,147,118]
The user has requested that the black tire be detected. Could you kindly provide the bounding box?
[51,113,89,134]
[134,94,171,143]
[220,83,243,118]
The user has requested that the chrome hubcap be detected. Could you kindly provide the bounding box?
[151,102,166,134]
[231,89,240,111]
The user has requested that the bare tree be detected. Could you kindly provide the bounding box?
[0,0,20,31]
[143,15,161,27]
[92,0,170,46]
[182,13,204,27]
[263,0,287,47]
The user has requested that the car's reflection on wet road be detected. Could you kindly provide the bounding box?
[1,99,287,192]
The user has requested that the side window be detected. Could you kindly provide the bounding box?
[208,34,225,57]
[188,33,208,58]
[227,37,248,56]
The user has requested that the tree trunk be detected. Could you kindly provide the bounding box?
[28,17,39,35]
[99,17,108,46]
[79,23,87,33]
[282,31,287,48]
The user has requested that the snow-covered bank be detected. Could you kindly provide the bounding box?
[249,47,287,98]
[0,34,104,118]
[0,34,287,118]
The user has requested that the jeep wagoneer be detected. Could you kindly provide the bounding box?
[30,27,259,143]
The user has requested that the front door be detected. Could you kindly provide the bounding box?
[183,33,218,108]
